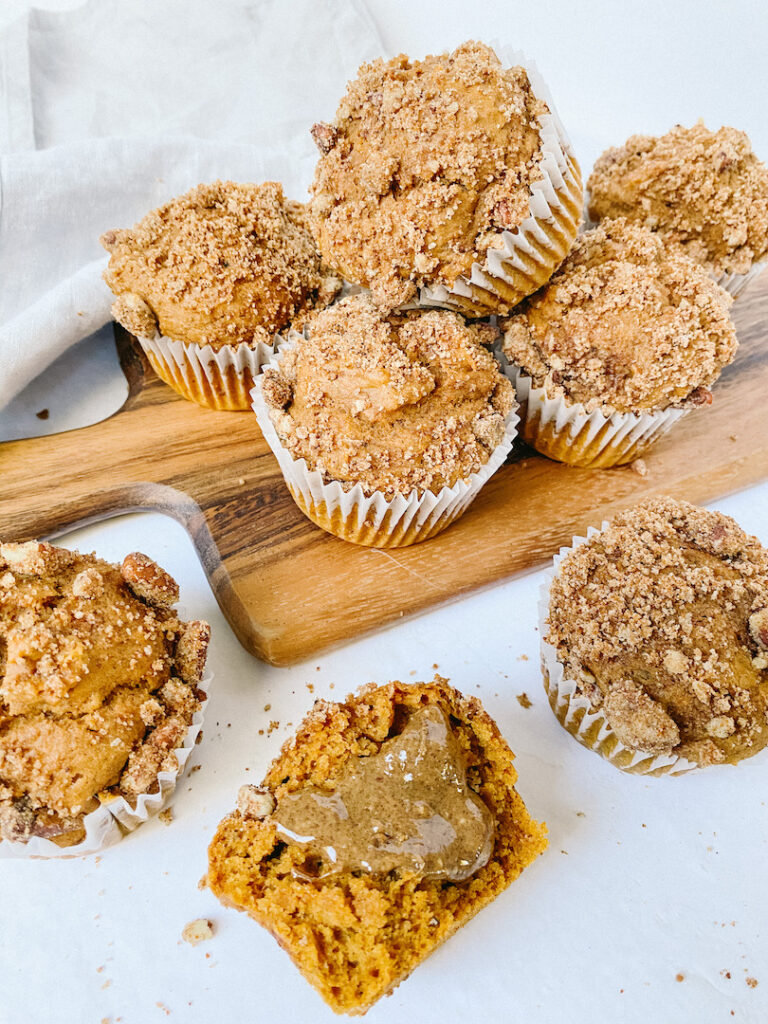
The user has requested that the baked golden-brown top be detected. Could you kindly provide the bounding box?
[546,498,768,766]
[0,542,209,846]
[587,123,768,276]
[207,677,547,1015]
[261,294,515,497]
[501,218,736,413]
[309,40,547,310]
[102,181,341,349]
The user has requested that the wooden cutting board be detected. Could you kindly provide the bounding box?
[2,274,768,665]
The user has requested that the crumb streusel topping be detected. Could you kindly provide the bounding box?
[102,181,341,349]
[261,295,514,498]
[309,41,547,310]
[546,498,768,766]
[0,541,209,845]
[501,218,737,413]
[587,123,768,276]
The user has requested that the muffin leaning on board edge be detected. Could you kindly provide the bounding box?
[541,498,768,775]
[309,40,582,315]
[251,293,518,547]
[499,218,737,467]
[101,180,341,410]
[0,540,210,856]
[587,122,768,298]
[207,676,547,1015]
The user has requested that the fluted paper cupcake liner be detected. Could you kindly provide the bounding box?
[250,336,519,547]
[715,261,766,300]
[137,332,274,411]
[417,46,582,317]
[539,530,696,776]
[0,677,210,859]
[497,356,688,468]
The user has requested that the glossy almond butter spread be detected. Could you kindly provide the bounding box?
[272,705,494,881]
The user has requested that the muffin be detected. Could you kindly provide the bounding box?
[207,676,547,1015]
[587,123,768,297]
[101,180,341,410]
[251,294,518,546]
[309,40,582,315]
[500,218,737,467]
[0,541,210,855]
[542,498,768,774]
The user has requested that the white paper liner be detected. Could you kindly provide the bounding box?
[0,675,211,859]
[417,45,582,315]
[715,261,766,300]
[539,528,697,776]
[497,353,688,468]
[250,334,520,547]
[137,332,274,410]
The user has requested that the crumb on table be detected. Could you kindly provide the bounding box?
[182,919,215,946]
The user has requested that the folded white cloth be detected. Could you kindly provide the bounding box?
[0,0,382,407]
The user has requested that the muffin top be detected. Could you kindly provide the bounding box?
[546,498,768,767]
[501,218,737,413]
[309,41,547,310]
[102,180,341,350]
[587,123,768,276]
[0,541,209,845]
[260,294,515,498]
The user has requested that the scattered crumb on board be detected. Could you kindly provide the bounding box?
[182,919,215,946]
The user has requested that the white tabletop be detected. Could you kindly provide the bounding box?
[2,3,768,1023]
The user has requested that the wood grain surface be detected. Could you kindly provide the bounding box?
[2,274,767,665]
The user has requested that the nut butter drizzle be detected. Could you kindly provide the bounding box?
[272,705,495,882]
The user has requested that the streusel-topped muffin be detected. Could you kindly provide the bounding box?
[544,498,768,770]
[253,294,518,545]
[103,181,339,348]
[101,181,341,409]
[587,123,768,288]
[262,295,514,496]
[500,218,736,466]
[0,541,209,848]
[310,41,581,314]
[208,677,547,1014]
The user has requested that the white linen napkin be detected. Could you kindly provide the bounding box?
[0,0,382,408]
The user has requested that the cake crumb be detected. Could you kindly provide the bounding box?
[746,977,758,989]
[263,704,271,712]
[158,808,173,826]
[306,683,314,693]
[36,408,49,420]
[516,693,533,709]
[631,458,648,477]
[676,973,685,982]
[517,654,529,662]
[182,919,215,946]
[267,720,279,735]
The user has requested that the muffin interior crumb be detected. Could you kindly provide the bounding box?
[207,677,547,1014]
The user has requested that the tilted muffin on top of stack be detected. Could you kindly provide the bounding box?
[309,40,582,315]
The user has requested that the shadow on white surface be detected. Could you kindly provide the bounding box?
[0,324,127,441]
